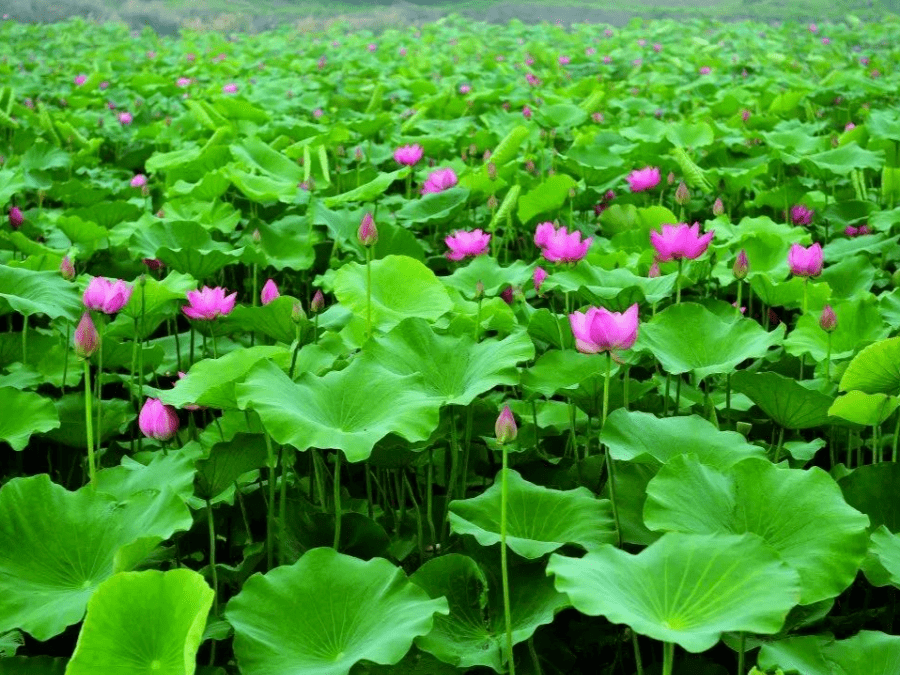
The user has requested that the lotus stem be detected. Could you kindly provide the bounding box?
[528,636,543,675]
[402,472,426,562]
[21,313,27,364]
[264,432,276,570]
[426,448,436,548]
[892,411,900,463]
[190,325,196,367]
[500,450,516,675]
[632,632,644,675]
[365,247,373,341]
[774,426,785,463]
[676,259,683,304]
[604,352,622,547]
[737,632,745,675]
[234,480,253,544]
[279,446,288,565]
[726,373,732,428]
[289,323,302,379]
[825,332,833,382]
[444,408,460,542]
[62,323,70,394]
[532,400,540,450]
[623,366,630,411]
[206,500,219,614]
[474,297,483,342]
[662,642,675,675]
[736,280,743,314]
[83,360,96,486]
[333,450,342,550]
[95,337,103,467]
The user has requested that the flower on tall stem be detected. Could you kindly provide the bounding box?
[358,212,378,246]
[138,398,180,441]
[74,312,99,359]
[650,223,715,262]
[789,204,814,226]
[534,221,592,263]
[445,229,491,261]
[83,277,133,314]
[421,167,458,195]
[788,243,824,277]
[60,255,75,280]
[182,286,237,320]
[625,166,660,192]
[569,304,639,356]
[533,266,548,294]
[260,279,280,306]
[8,206,23,230]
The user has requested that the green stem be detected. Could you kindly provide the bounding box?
[802,277,808,315]
[365,247,373,341]
[737,632,745,675]
[95,337,103,466]
[500,452,516,675]
[264,433,276,570]
[444,408,460,542]
[528,636,543,675]
[892,410,900,462]
[206,499,219,617]
[426,449,436,548]
[474,298,483,342]
[676,259,683,304]
[736,280,742,312]
[21,313,27,364]
[279,446,288,564]
[623,367,630,411]
[83,360,96,486]
[726,373,732,428]
[774,426,785,463]
[62,323,70,394]
[662,642,675,675]
[632,633,644,675]
[333,450,342,550]
[825,332,833,382]
[603,353,622,547]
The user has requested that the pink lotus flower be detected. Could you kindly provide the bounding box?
[74,312,99,359]
[117,112,132,125]
[533,266,548,293]
[459,84,471,94]
[222,83,238,94]
[732,302,747,314]
[130,173,147,188]
[650,223,715,262]
[74,74,87,86]
[648,261,661,278]
[394,144,423,166]
[60,255,75,280]
[182,286,237,320]
[569,304,640,355]
[790,204,814,226]
[367,43,377,52]
[558,55,570,65]
[445,229,491,261]
[8,206,22,230]
[845,122,856,131]
[626,166,660,192]
[500,286,514,304]
[788,242,824,277]
[358,212,378,246]
[713,198,725,216]
[592,112,604,123]
[845,224,871,237]
[808,22,818,32]
[534,221,592,263]
[820,305,837,332]
[653,43,662,52]
[822,38,831,45]
[525,73,540,86]
[139,398,179,442]
[313,108,323,119]
[699,66,711,75]
[741,109,751,122]
[83,277,133,314]
[176,77,192,88]
[422,167,458,195]
[603,55,611,64]
[495,405,517,444]
[260,279,280,305]
[523,105,532,119]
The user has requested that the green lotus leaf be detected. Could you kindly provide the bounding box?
[645,455,869,604]
[750,275,831,312]
[637,302,784,381]
[785,297,889,362]
[94,447,200,504]
[449,469,615,558]
[534,103,587,129]
[65,569,214,675]
[0,474,193,640]
[549,264,677,308]
[839,463,900,532]
[129,220,244,280]
[731,371,833,429]
[599,409,765,469]
[324,167,409,207]
[359,318,534,406]
[236,359,440,462]
[441,255,533,298]
[221,296,307,345]
[861,526,900,589]
[227,169,299,203]
[230,137,304,183]
[252,215,321,271]
[195,434,269,502]
[803,142,884,176]
[0,266,82,320]
[758,631,900,675]
[819,255,877,300]
[410,554,568,672]
[839,337,900,394]
[333,255,453,332]
[396,188,470,224]
[46,394,134,449]
[828,391,899,426]
[0,388,59,451]
[547,532,801,652]
[225,548,448,675]
[517,174,578,224]
[520,349,610,398]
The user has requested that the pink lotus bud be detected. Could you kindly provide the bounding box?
[138,398,180,442]
[358,212,378,246]
[487,162,498,181]
[183,286,237,320]
[459,84,471,94]
[522,105,532,119]
[8,206,23,230]
[117,111,133,125]
[699,66,712,75]
[222,83,238,94]
[60,255,75,280]
[858,224,871,235]
[291,301,305,323]
[741,109,751,122]
[626,167,661,192]
[674,181,690,205]
[74,312,99,359]
[603,55,611,64]
[732,302,747,314]
[251,228,261,244]
[475,280,485,300]
[592,112,604,123]
[310,289,325,313]
[820,305,837,332]
[534,266,548,293]
[713,198,725,216]
[500,286,514,304]
[74,74,87,86]
[733,249,749,279]
[844,225,859,237]
[261,279,280,305]
[667,172,675,185]
[845,122,856,131]
[495,405,517,445]
[788,242,824,277]
[143,258,164,270]
[648,261,661,278]
[130,174,147,188]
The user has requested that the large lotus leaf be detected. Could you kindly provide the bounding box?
[645,455,869,604]
[159,346,291,410]
[65,569,213,675]
[449,469,615,558]
[599,409,765,469]
[637,302,784,381]
[323,167,408,207]
[517,174,578,224]
[758,631,900,675]
[45,394,134,449]
[828,391,899,426]
[0,388,59,451]
[221,296,305,345]
[236,359,439,462]
[520,349,610,398]
[0,475,193,640]
[227,169,299,203]
[547,532,801,652]
[129,220,244,279]
[195,434,269,502]
[731,371,833,429]
[549,265,677,307]
[359,318,533,406]
[750,275,831,311]
[839,463,900,532]
[410,555,568,672]
[225,548,448,675]
[0,266,82,320]
[441,255,533,298]
[230,137,304,183]
[396,188,469,225]
[333,255,453,331]
[785,297,889,362]
[803,143,884,176]
[94,448,200,504]
[861,526,900,589]
[254,215,320,271]
[839,337,900,394]
[819,255,877,301]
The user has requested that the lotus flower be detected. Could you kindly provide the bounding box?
[83,277,133,314]
[222,83,238,94]
[393,144,423,166]
[74,74,87,86]
[260,279,280,305]
[533,222,592,263]
[533,266,548,293]
[358,212,378,246]
[8,206,22,230]
[733,249,749,279]
[422,167,458,195]
[176,77,192,88]
[626,167,660,192]
[495,405,517,444]
[650,223,715,262]
[310,290,325,313]
[699,66,712,74]
[790,204,814,226]
[523,105,532,119]
[648,261,661,278]
[788,243,824,277]
[138,398,179,441]
[445,229,491,261]
[117,112,132,125]
[820,305,838,332]
[459,84,471,94]
[182,286,237,320]
[712,198,725,216]
[569,304,639,355]
[130,174,147,188]
[74,312,99,359]
[60,255,75,280]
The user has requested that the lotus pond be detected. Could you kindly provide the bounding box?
[2,11,900,675]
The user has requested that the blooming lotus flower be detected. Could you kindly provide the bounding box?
[117,112,132,125]
[222,83,238,94]
[650,223,715,262]
[569,304,639,355]
[130,174,147,188]
[820,305,838,332]
[495,405,517,445]
[83,277,133,314]
[790,204,814,226]
[182,286,237,320]
[176,77,191,87]
[788,242,824,277]
[445,229,491,261]
[533,266,548,293]
[358,212,378,246]
[393,144,423,166]
[422,167,458,195]
[626,167,660,192]
[60,255,75,280]
[533,222,592,263]
[732,302,747,314]
[74,74,87,86]
[260,279,280,305]
[845,224,871,237]
[459,84,471,94]
[8,206,22,230]
[139,398,179,441]
[845,122,856,131]
[603,55,611,64]
[74,312,99,359]
[522,105,532,119]
[733,249,749,279]
[699,66,712,74]
[558,55,570,65]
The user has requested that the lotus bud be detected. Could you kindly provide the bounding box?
[819,305,838,332]
[60,255,75,280]
[487,194,498,210]
[501,286,514,304]
[358,212,378,246]
[310,289,325,313]
[291,301,305,323]
[487,162,497,181]
[534,266,548,294]
[674,181,690,205]
[261,278,280,305]
[252,228,261,244]
[138,398,180,441]
[495,405,517,445]
[8,206,23,230]
[74,312,99,359]
[667,171,675,185]
[648,261,661,278]
[733,249,749,280]
[475,280,485,300]
[712,197,725,216]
